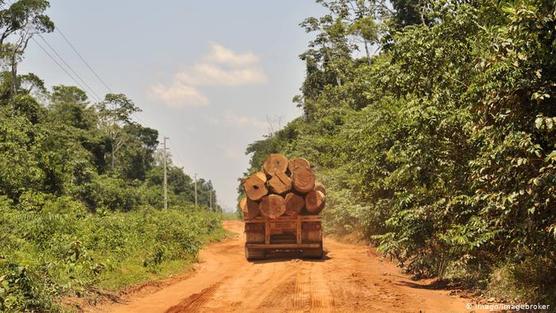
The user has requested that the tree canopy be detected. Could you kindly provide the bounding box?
[0,2,222,310]
[245,0,556,306]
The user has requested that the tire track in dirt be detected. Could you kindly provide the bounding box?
[292,264,307,311]
[164,282,222,313]
[308,263,333,312]
[93,220,489,313]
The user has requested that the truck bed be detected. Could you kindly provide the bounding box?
[244,215,323,260]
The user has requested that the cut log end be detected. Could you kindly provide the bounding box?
[314,182,326,195]
[239,197,247,215]
[284,192,304,216]
[267,172,292,194]
[292,167,316,194]
[288,158,311,173]
[259,194,286,219]
[239,197,260,220]
[262,154,289,176]
[243,171,268,201]
[245,156,324,219]
[305,190,325,214]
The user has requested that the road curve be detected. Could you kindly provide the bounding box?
[92,220,484,313]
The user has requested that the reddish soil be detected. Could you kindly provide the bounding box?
[91,220,486,313]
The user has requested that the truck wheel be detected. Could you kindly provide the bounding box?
[245,247,266,260]
[302,248,323,259]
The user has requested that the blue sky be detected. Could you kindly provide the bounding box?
[20,1,325,211]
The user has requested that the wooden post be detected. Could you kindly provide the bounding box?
[296,215,302,244]
[265,220,270,245]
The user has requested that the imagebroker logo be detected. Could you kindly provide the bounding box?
[466,302,551,311]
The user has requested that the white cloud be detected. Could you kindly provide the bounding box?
[149,43,267,108]
[178,63,267,86]
[149,82,208,108]
[222,112,267,129]
[204,43,259,66]
[205,112,267,130]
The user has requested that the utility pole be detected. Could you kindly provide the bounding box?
[163,136,169,210]
[212,191,216,211]
[209,189,212,211]
[194,173,198,208]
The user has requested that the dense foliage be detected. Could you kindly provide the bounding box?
[0,1,222,311]
[245,0,556,305]
[0,200,222,312]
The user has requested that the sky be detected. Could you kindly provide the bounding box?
[19,1,325,211]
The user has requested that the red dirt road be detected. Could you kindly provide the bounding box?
[93,220,485,313]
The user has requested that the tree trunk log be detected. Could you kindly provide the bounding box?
[288,157,310,173]
[314,181,326,195]
[267,172,292,194]
[239,197,260,220]
[291,167,315,194]
[284,192,304,216]
[262,153,289,176]
[259,194,286,219]
[305,190,325,214]
[243,171,268,201]
[239,197,247,214]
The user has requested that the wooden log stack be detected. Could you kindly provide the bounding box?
[239,154,326,219]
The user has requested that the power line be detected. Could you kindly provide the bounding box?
[0,0,11,9]
[2,1,102,102]
[55,27,113,94]
[31,37,91,98]
[131,112,149,126]
[36,34,101,102]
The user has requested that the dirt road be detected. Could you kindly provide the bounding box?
[94,220,484,313]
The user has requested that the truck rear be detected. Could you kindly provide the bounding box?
[240,154,326,260]
[244,214,323,260]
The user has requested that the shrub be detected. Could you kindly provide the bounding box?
[0,204,223,312]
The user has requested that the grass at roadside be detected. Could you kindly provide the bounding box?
[221,211,241,220]
[96,224,226,292]
[0,196,224,313]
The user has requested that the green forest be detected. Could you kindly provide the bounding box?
[245,0,556,306]
[0,1,223,312]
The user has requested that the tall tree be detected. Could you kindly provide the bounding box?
[96,93,141,172]
[50,85,95,129]
[0,0,54,96]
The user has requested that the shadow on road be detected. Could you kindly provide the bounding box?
[249,251,332,264]
[395,279,456,290]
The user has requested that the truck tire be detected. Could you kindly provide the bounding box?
[245,247,266,260]
[302,248,323,259]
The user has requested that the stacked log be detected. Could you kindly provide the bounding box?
[284,193,304,216]
[239,154,326,219]
[239,197,261,219]
[243,171,268,201]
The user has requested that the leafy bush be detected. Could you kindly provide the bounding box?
[0,3,224,312]
[245,0,556,305]
[0,203,223,312]
[489,257,556,306]
[0,263,59,313]
[77,175,140,212]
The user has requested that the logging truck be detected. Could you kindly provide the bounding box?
[240,154,325,260]
[244,214,323,260]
